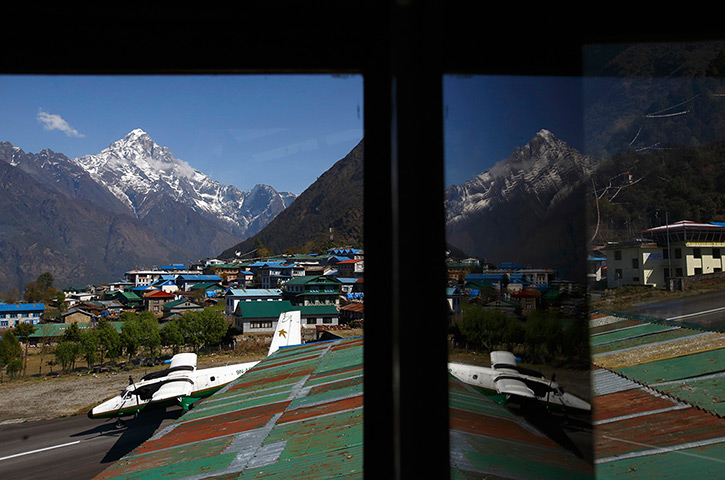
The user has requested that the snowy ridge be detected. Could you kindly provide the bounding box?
[72,129,295,237]
[445,129,595,226]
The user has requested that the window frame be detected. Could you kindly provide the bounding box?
[8,4,702,478]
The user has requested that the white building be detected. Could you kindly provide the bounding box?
[604,221,725,288]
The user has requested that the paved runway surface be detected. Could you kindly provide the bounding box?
[0,407,183,480]
[625,289,725,330]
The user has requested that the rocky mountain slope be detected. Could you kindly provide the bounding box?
[220,140,364,258]
[71,129,295,257]
[0,131,296,291]
[445,130,596,281]
[0,160,195,292]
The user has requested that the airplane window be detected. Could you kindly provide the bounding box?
[210,376,216,382]
[472,375,478,380]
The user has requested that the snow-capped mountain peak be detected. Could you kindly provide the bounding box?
[71,129,295,245]
[445,129,595,225]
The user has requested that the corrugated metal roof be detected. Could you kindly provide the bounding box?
[591,312,725,477]
[93,335,592,480]
[449,378,593,479]
[29,321,124,337]
[0,302,45,312]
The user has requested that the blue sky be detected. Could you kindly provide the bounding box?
[0,74,583,194]
[443,75,584,187]
[0,74,363,195]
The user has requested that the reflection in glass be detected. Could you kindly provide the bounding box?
[584,42,725,478]
[443,74,595,478]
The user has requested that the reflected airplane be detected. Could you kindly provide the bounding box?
[448,351,591,412]
[88,310,302,426]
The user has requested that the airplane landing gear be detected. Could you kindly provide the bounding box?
[114,418,126,429]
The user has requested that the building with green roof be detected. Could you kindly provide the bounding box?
[281,275,342,307]
[27,321,123,347]
[106,290,142,307]
[233,299,339,333]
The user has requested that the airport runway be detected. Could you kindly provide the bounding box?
[0,407,183,480]
[625,289,725,330]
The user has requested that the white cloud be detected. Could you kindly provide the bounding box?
[37,109,85,138]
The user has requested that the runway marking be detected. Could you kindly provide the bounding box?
[0,440,81,462]
[667,306,725,320]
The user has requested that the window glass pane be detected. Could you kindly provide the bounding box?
[0,73,364,476]
[444,74,594,476]
[582,41,725,478]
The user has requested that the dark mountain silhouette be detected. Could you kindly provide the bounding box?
[220,140,364,258]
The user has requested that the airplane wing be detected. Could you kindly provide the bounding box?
[493,376,536,399]
[140,353,197,382]
[131,353,197,403]
[168,352,197,369]
[149,377,194,402]
[151,353,196,401]
[489,351,519,373]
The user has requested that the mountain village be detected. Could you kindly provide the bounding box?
[0,128,595,379]
[0,237,597,373]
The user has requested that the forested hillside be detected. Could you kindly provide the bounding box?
[589,139,725,244]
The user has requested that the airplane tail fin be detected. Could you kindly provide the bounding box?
[268,310,302,356]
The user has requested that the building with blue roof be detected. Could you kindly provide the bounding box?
[0,303,45,327]
[255,262,305,289]
[175,274,223,290]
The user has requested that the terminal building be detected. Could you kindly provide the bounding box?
[604,220,725,288]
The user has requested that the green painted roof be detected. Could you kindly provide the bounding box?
[93,336,592,480]
[236,300,338,318]
[283,275,341,286]
[29,321,123,337]
[109,291,142,303]
[591,312,725,477]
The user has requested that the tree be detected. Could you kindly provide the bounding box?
[78,328,100,369]
[6,359,23,380]
[13,322,35,378]
[138,312,161,359]
[524,310,564,363]
[54,341,78,373]
[160,319,185,355]
[178,313,204,353]
[501,318,525,352]
[55,291,67,312]
[178,309,229,352]
[23,272,57,303]
[120,312,161,360]
[37,272,55,290]
[62,322,82,343]
[1,289,20,304]
[198,309,228,348]
[457,308,509,351]
[97,320,122,364]
[0,332,22,369]
[121,316,143,361]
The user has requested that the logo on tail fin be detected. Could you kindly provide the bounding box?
[268,310,302,356]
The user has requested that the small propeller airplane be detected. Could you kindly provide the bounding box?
[448,351,591,413]
[88,310,302,427]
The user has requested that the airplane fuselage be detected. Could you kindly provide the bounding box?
[88,361,258,419]
[447,362,591,413]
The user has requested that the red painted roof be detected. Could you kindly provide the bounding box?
[143,290,175,298]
